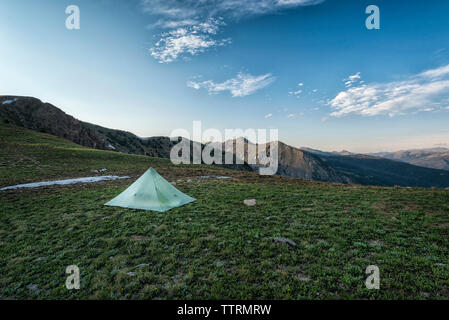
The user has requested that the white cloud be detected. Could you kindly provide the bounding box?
[150,18,230,63]
[277,0,324,5]
[418,64,449,78]
[287,113,297,118]
[348,72,361,81]
[329,64,449,117]
[188,72,275,97]
[289,89,302,96]
[141,0,324,20]
[148,19,198,29]
[143,0,324,62]
[264,113,273,118]
[288,83,303,97]
[344,72,361,87]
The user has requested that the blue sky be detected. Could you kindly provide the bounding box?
[1,0,449,152]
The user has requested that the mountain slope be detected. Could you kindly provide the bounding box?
[0,96,106,149]
[270,142,353,183]
[0,123,254,188]
[0,96,252,172]
[209,138,353,184]
[82,121,182,157]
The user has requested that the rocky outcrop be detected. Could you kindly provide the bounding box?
[211,138,353,183]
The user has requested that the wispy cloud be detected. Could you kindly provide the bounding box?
[187,72,275,97]
[344,72,361,87]
[150,18,230,63]
[264,113,273,118]
[148,19,199,29]
[143,0,324,62]
[329,64,449,117]
[141,0,324,20]
[287,113,297,118]
[419,64,449,78]
[289,89,302,96]
[288,82,303,97]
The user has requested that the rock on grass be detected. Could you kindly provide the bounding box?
[244,199,256,206]
[274,237,297,247]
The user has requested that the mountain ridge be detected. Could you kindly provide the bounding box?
[2,95,449,188]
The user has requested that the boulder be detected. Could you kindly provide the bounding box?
[244,199,256,206]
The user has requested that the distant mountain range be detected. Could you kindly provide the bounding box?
[210,138,449,188]
[301,146,449,172]
[369,149,449,171]
[1,95,449,188]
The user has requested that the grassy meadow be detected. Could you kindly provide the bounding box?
[0,123,448,299]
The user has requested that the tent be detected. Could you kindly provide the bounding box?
[104,167,195,212]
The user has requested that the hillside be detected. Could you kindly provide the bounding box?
[0,96,106,149]
[0,123,448,300]
[82,121,178,157]
[0,96,251,173]
[0,123,248,188]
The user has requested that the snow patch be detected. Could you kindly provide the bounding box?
[197,175,232,180]
[0,176,130,191]
[2,98,18,105]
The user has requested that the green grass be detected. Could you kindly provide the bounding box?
[0,123,448,299]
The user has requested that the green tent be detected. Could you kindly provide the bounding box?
[104,167,195,212]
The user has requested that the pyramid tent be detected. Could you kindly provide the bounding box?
[104,168,195,212]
